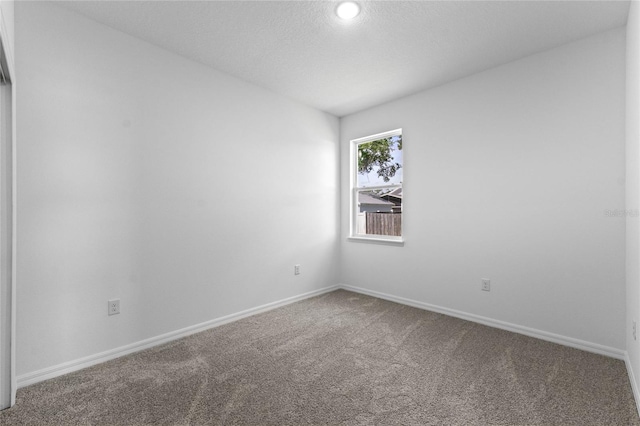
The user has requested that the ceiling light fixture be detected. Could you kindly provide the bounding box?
[336,2,360,20]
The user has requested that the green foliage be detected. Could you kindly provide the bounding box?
[357,136,402,182]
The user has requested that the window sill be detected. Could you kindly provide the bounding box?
[347,236,404,246]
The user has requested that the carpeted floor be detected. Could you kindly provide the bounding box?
[1,289,638,425]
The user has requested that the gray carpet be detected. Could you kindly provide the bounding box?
[1,289,638,425]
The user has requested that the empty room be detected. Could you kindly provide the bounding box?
[0,0,640,424]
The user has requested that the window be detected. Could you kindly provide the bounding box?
[350,129,403,243]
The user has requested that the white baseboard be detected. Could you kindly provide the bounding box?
[17,283,627,389]
[339,284,625,360]
[17,285,339,388]
[625,352,640,418]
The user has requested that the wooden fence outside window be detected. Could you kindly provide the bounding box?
[365,212,402,237]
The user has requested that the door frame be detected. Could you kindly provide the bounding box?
[0,1,15,409]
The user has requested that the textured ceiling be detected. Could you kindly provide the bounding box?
[57,1,630,117]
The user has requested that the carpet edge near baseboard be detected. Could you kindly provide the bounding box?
[17,283,626,390]
[16,285,340,388]
[340,284,625,360]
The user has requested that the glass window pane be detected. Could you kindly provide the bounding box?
[356,189,402,237]
[356,135,403,188]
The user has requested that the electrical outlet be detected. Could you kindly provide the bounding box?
[634,320,637,341]
[108,299,120,316]
[481,279,491,292]
[294,264,300,275]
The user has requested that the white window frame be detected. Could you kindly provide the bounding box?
[349,128,404,245]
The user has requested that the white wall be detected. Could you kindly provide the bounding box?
[340,28,626,351]
[15,2,339,376]
[626,0,640,410]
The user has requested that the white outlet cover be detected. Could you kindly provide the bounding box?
[481,279,491,291]
[108,299,120,316]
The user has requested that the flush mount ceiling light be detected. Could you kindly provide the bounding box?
[336,2,360,20]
